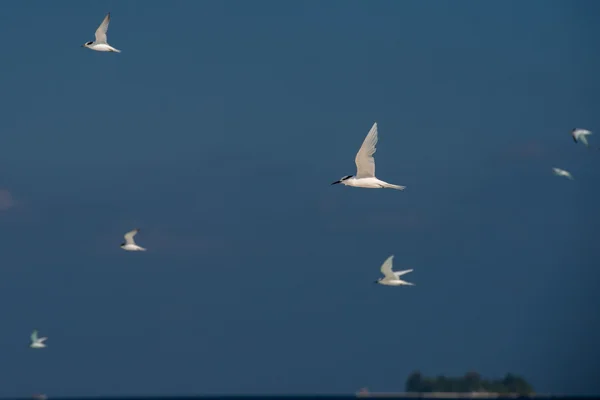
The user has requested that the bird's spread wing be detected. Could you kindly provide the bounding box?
[380,255,396,279]
[579,135,589,147]
[38,337,48,343]
[31,330,38,342]
[124,229,139,245]
[94,13,111,43]
[354,122,378,178]
[394,269,413,278]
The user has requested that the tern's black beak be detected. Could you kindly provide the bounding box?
[331,180,341,185]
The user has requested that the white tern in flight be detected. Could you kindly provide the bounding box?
[375,255,415,286]
[30,330,47,349]
[331,122,406,190]
[82,13,121,53]
[121,228,146,251]
[552,167,573,180]
[571,128,594,148]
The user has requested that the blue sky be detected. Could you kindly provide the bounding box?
[0,0,599,397]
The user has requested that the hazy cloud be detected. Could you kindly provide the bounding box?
[0,189,15,211]
[506,140,546,160]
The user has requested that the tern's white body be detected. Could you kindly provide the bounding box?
[338,176,401,189]
[331,122,406,190]
[571,128,592,147]
[552,167,573,180]
[87,43,120,52]
[375,255,415,286]
[30,330,47,349]
[120,228,146,251]
[82,13,121,53]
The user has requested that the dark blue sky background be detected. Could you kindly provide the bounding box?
[0,0,599,397]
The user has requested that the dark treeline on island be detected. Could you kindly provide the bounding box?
[405,371,534,394]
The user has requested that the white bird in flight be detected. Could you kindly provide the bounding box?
[82,13,121,53]
[571,128,593,148]
[552,167,573,180]
[120,228,146,251]
[331,122,406,190]
[375,255,415,286]
[30,330,47,349]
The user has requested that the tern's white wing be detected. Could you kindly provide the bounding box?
[552,168,571,177]
[573,129,591,147]
[124,229,139,245]
[574,129,592,137]
[380,255,396,279]
[38,337,48,343]
[394,269,413,278]
[354,122,378,179]
[30,330,38,342]
[94,13,111,44]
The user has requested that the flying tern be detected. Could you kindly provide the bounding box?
[375,255,415,286]
[30,330,47,349]
[571,128,593,148]
[120,228,146,251]
[552,167,573,180]
[331,122,406,190]
[82,13,121,53]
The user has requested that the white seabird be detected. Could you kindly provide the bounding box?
[571,128,593,148]
[30,330,47,349]
[375,255,415,286]
[552,167,573,180]
[331,122,406,190]
[120,228,146,251]
[82,13,121,53]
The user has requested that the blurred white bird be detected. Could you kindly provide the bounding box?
[30,330,47,349]
[331,122,406,190]
[552,167,573,180]
[82,13,121,53]
[571,128,593,148]
[120,228,146,251]
[375,255,414,286]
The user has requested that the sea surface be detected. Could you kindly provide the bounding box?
[5,395,590,400]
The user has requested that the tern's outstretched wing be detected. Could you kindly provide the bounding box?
[38,337,48,343]
[394,269,413,278]
[573,129,592,147]
[124,229,139,245]
[95,13,111,44]
[31,330,38,342]
[380,255,396,279]
[354,122,378,179]
[553,168,573,179]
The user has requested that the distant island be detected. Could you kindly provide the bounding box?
[405,371,534,395]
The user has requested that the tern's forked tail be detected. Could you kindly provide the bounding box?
[383,183,406,190]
